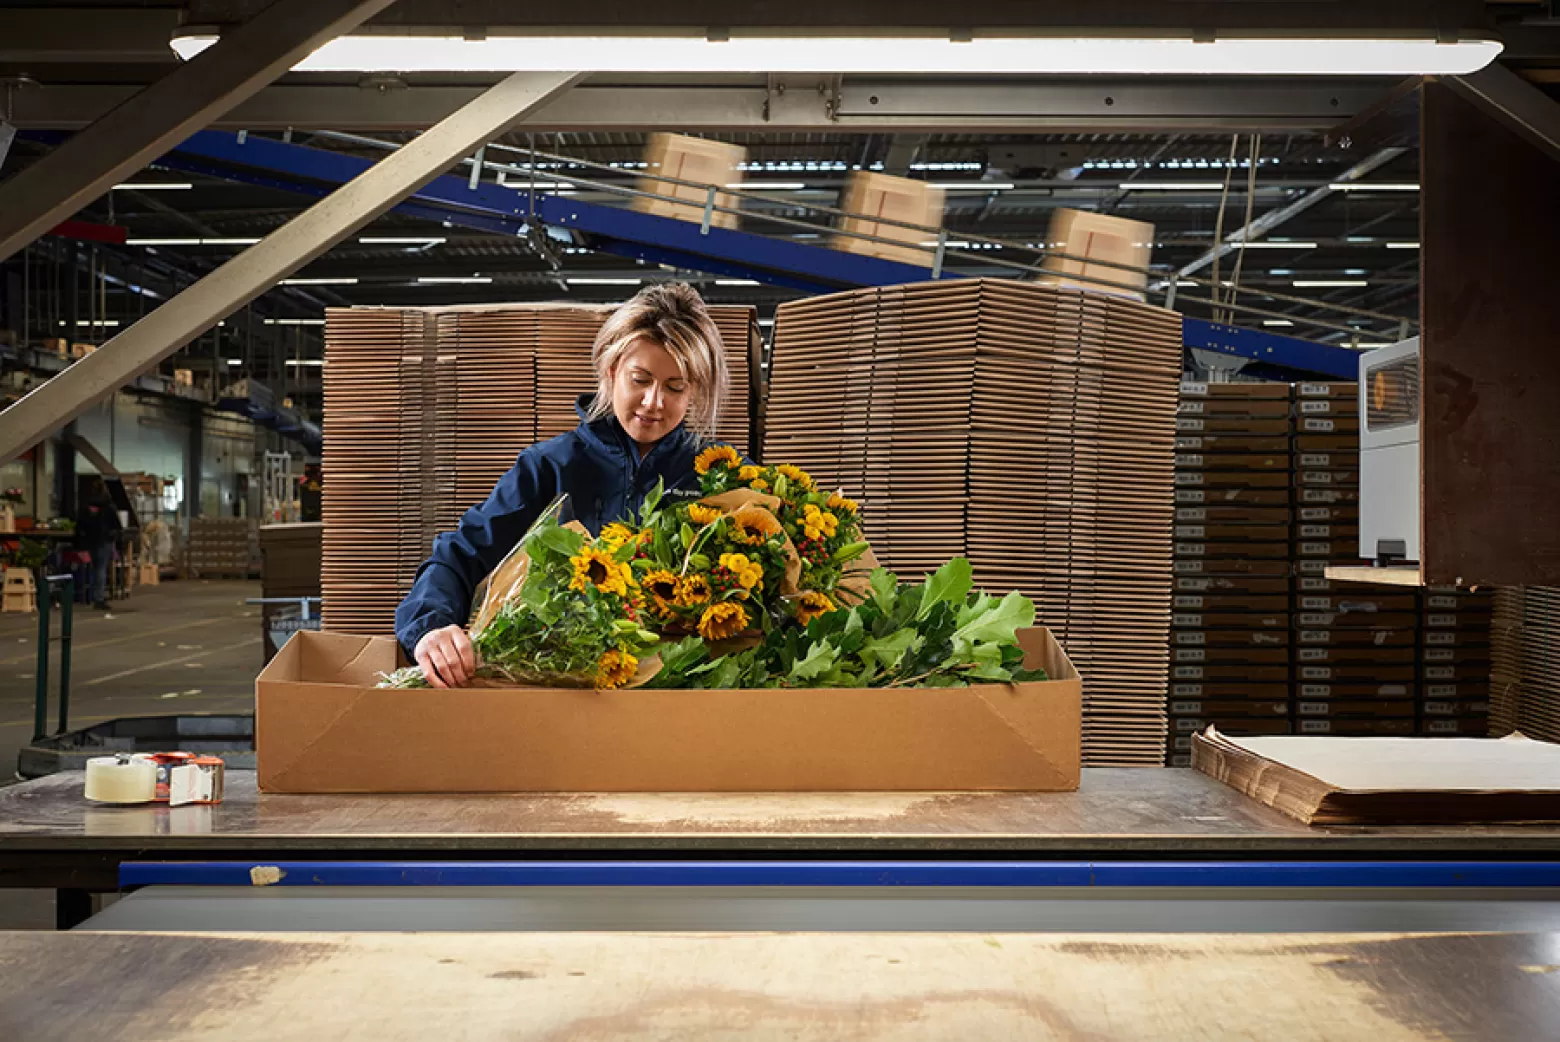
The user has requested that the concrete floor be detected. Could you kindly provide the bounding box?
[0,579,263,929]
[0,579,263,777]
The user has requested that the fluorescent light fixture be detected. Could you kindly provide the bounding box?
[112,182,192,191]
[1119,182,1226,191]
[1386,241,1421,249]
[225,359,242,365]
[280,277,360,286]
[170,32,1502,76]
[1262,319,1296,327]
[126,238,202,246]
[359,236,446,246]
[1329,182,1420,191]
[203,238,261,245]
[929,182,1015,191]
[715,279,761,286]
[726,182,807,191]
[565,277,643,285]
[494,172,576,192]
[1235,240,1318,249]
[920,240,972,248]
[263,318,326,326]
[285,359,326,366]
[73,319,121,327]
[757,318,775,327]
[1175,280,1198,287]
[1294,279,1368,288]
[1344,268,1368,275]
[416,276,492,284]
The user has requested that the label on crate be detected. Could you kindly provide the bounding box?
[1300,401,1333,414]
[1299,577,1331,591]
[1299,542,1332,556]
[1172,684,1205,696]
[1171,701,1205,714]
[1297,702,1331,716]
[1254,632,1286,645]
[1300,599,1334,612]
[1176,526,1207,540]
[1299,525,1335,539]
[1177,418,1207,431]
[1174,596,1206,609]
[1174,543,1207,556]
[1302,418,1338,432]
[1299,613,1337,626]
[1427,595,1459,609]
[1181,381,1210,397]
[1172,614,1204,627]
[1175,490,1208,503]
[1298,383,1336,397]
[1176,436,1204,450]
[1176,577,1213,591]
[1169,754,1193,767]
[1422,701,1487,716]
[1301,489,1343,503]
[1300,454,1336,468]
[1424,649,1457,662]
[1173,666,1207,679]
[1427,684,1461,698]
[1426,614,1458,627]
[1174,560,1206,574]
[1180,401,1206,414]
[1174,472,1206,486]
[1426,720,1477,734]
[1174,632,1208,646]
[1176,507,1208,521]
[1424,631,1456,646]
[1300,631,1332,644]
[1301,471,1335,484]
[1297,560,1328,575]
[1301,666,1334,679]
[1180,454,1206,468]
[1299,648,1329,661]
[1299,720,1335,733]
[1174,649,1207,662]
[1425,666,1456,679]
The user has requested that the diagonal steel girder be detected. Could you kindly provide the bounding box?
[1446,63,1560,167]
[0,0,397,264]
[1174,147,1406,280]
[0,71,584,464]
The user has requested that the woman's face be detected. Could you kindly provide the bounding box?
[610,336,692,449]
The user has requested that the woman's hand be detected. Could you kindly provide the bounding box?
[414,624,477,688]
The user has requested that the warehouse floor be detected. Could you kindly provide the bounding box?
[0,579,263,929]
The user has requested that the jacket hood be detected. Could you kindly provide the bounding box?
[574,392,692,461]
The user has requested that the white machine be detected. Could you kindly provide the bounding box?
[1358,337,1420,565]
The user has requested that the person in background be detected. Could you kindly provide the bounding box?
[76,480,121,610]
[395,283,732,688]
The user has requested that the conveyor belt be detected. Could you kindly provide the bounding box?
[85,885,1560,933]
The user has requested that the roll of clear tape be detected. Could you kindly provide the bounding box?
[84,754,158,804]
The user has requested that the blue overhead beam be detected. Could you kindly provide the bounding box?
[1182,318,1360,380]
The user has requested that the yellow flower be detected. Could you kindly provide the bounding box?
[643,569,681,615]
[695,444,741,476]
[750,478,769,493]
[718,552,764,592]
[796,590,837,626]
[677,573,712,606]
[599,522,636,550]
[698,601,749,641]
[826,491,859,515]
[570,547,633,598]
[687,504,724,526]
[596,649,638,689]
[777,464,814,490]
[738,465,764,483]
[801,504,839,541]
[729,505,782,547]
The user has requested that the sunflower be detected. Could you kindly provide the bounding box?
[826,491,859,515]
[749,478,770,493]
[738,465,764,483]
[718,552,764,592]
[570,547,633,598]
[677,573,712,607]
[796,590,837,626]
[695,444,742,475]
[776,464,814,490]
[643,568,682,615]
[596,649,638,689]
[698,601,749,641]
[801,504,839,541]
[599,522,636,551]
[687,503,724,526]
[729,505,783,546]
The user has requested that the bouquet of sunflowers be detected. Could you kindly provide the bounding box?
[381,447,1045,691]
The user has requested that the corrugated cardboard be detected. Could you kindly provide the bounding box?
[256,627,1081,793]
[1037,208,1154,299]
[633,132,746,230]
[831,171,945,267]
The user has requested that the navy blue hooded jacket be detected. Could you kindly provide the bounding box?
[394,394,707,657]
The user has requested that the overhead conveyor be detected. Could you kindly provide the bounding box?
[127,129,1376,381]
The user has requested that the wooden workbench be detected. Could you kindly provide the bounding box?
[1,928,1557,1040]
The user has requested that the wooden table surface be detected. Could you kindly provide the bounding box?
[2,928,1557,1040]
[5,767,1560,856]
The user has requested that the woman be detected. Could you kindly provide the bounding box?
[395,283,730,688]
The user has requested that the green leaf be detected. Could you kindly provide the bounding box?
[952,590,1035,647]
[957,591,992,628]
[791,640,841,681]
[917,557,973,621]
[688,553,711,572]
[708,655,744,690]
[679,523,695,550]
[859,629,918,672]
[537,523,584,558]
[642,479,664,517]
[869,568,897,612]
[831,541,870,564]
[966,661,1014,681]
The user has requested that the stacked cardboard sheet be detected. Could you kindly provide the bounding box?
[767,279,1181,766]
[1166,381,1294,763]
[1491,587,1560,740]
[322,302,758,637]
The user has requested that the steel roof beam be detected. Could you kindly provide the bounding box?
[0,71,582,464]
[1445,62,1560,167]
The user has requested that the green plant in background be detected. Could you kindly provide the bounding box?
[645,558,1048,690]
[1,539,48,571]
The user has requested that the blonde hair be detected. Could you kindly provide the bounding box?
[589,282,728,441]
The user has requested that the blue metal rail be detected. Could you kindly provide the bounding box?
[120,860,1560,889]
[28,128,1364,380]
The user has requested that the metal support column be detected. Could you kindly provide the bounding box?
[0,0,397,264]
[0,71,583,464]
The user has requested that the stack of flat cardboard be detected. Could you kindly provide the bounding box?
[1166,382,1294,764]
[768,278,1181,765]
[321,302,759,637]
[1492,586,1560,741]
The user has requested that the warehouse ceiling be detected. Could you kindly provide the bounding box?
[3,0,1559,409]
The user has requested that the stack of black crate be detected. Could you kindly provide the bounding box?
[1166,381,1294,765]
[1418,586,1495,735]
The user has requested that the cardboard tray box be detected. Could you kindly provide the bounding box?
[257,626,1081,793]
[633,133,746,231]
[831,171,946,268]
